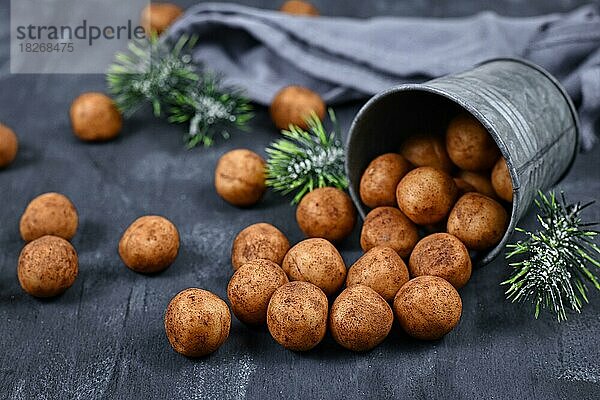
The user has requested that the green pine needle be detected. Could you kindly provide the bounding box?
[502,191,600,321]
[265,109,348,204]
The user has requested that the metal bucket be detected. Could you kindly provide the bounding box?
[345,58,579,265]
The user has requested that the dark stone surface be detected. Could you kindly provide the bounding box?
[0,1,599,399]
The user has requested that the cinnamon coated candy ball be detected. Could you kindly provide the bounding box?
[446,114,500,171]
[393,276,462,340]
[70,92,122,142]
[491,157,513,202]
[164,288,231,357]
[231,223,290,270]
[346,246,409,302]
[270,86,326,130]
[141,3,184,35]
[119,215,180,273]
[267,281,328,351]
[20,192,78,242]
[330,285,393,352]
[396,166,458,225]
[215,149,266,207]
[455,170,497,199]
[399,134,453,173]
[360,153,413,208]
[0,123,18,168]
[18,235,78,297]
[280,0,320,16]
[282,238,346,296]
[227,259,289,325]
[409,233,472,289]
[360,207,419,258]
[296,187,357,242]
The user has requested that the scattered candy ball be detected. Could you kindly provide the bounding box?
[393,276,462,340]
[296,187,357,242]
[453,177,476,195]
[231,223,290,270]
[270,85,326,130]
[215,149,266,207]
[267,281,328,351]
[330,285,393,352]
[346,246,409,302]
[396,166,458,225]
[280,0,320,16]
[227,259,289,325]
[164,288,231,357]
[491,157,513,202]
[282,238,346,296]
[141,3,184,35]
[409,233,472,289]
[18,235,78,297]
[360,206,419,258]
[119,215,180,274]
[360,153,412,208]
[455,170,497,199]
[447,192,508,250]
[0,122,18,168]
[446,114,500,171]
[19,192,78,243]
[399,134,453,172]
[70,92,122,142]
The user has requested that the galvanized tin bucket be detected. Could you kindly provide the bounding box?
[345,58,579,265]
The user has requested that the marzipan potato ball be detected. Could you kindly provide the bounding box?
[360,207,419,258]
[456,170,497,199]
[215,149,266,207]
[491,157,513,202]
[270,86,326,130]
[282,238,346,296]
[18,235,78,297]
[280,0,319,16]
[446,114,500,171]
[267,281,328,351]
[393,276,462,340]
[165,288,231,357]
[360,153,413,208]
[453,178,476,195]
[231,223,290,270]
[20,192,78,242]
[447,193,508,251]
[70,92,122,142]
[141,3,184,35]
[408,233,472,289]
[399,134,453,172]
[0,123,18,168]
[296,187,357,242]
[119,215,180,274]
[396,166,458,225]
[227,259,289,325]
[330,285,393,352]
[346,246,409,302]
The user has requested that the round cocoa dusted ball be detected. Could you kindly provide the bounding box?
[360,207,419,258]
[453,178,476,196]
[455,170,497,199]
[141,3,184,35]
[270,86,326,130]
[280,0,320,16]
[227,259,289,325]
[446,114,500,171]
[360,153,413,208]
[409,233,472,289]
[491,157,513,202]
[19,192,78,242]
[396,167,458,225]
[70,92,122,142]
[119,215,180,274]
[282,238,346,296]
[296,187,357,242]
[393,276,462,340]
[399,134,453,172]
[447,193,508,251]
[164,288,231,357]
[231,223,290,270]
[18,235,78,297]
[215,149,266,207]
[346,246,409,302]
[330,285,393,352]
[267,281,328,351]
[0,123,18,168]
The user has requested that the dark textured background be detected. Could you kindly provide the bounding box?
[1,1,599,399]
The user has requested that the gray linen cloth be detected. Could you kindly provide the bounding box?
[168,3,600,150]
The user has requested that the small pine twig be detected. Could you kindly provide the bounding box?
[265,109,348,204]
[502,191,600,321]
